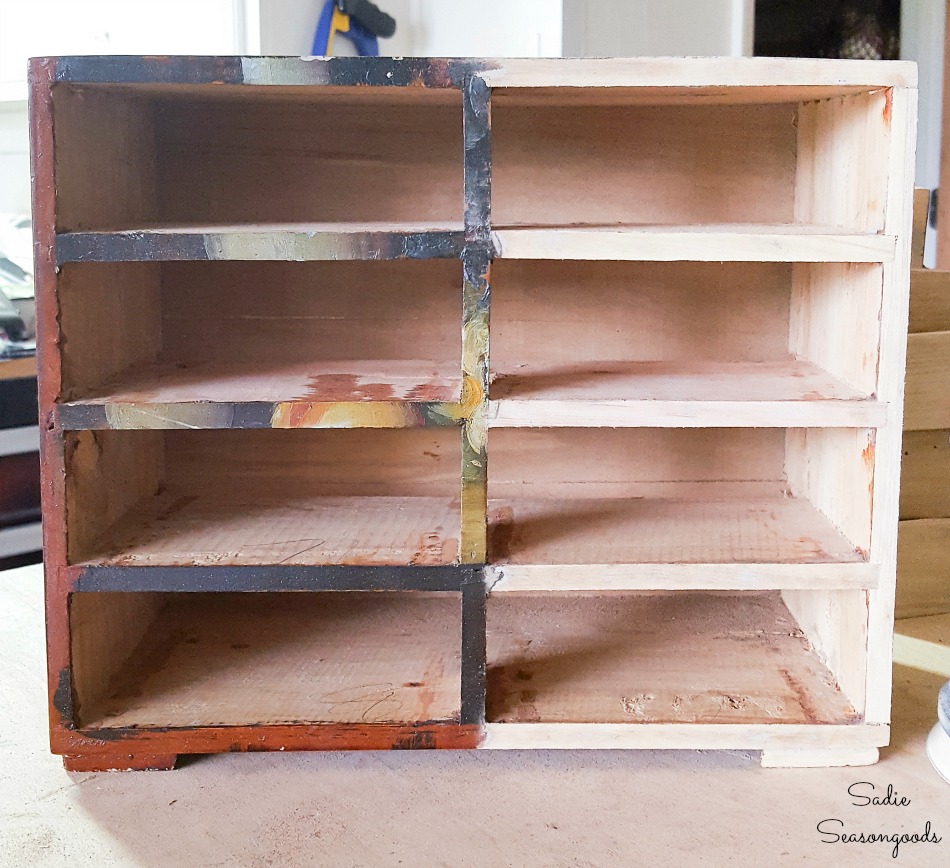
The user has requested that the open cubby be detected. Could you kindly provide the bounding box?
[64,428,462,567]
[58,259,463,405]
[488,427,873,569]
[53,84,463,232]
[491,88,889,233]
[490,260,883,409]
[71,591,463,729]
[485,591,860,725]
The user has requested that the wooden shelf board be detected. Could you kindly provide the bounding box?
[488,562,879,593]
[491,224,895,262]
[56,223,464,263]
[480,57,916,90]
[488,489,865,568]
[479,722,886,751]
[78,492,461,568]
[489,359,885,427]
[64,358,463,413]
[485,591,859,725]
[78,593,462,729]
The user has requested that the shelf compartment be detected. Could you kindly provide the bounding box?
[491,87,891,235]
[56,260,464,421]
[71,591,462,729]
[490,260,885,425]
[485,591,859,725]
[52,83,462,233]
[488,428,874,589]
[65,428,462,568]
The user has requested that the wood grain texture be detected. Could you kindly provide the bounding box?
[480,722,887,751]
[487,492,863,568]
[491,225,895,263]
[903,331,950,429]
[899,430,950,519]
[478,57,915,89]
[485,592,858,725]
[896,519,950,618]
[909,268,950,333]
[74,592,462,729]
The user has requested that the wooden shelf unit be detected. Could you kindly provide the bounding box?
[32,56,915,770]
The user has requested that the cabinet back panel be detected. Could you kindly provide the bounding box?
[492,102,797,226]
[489,428,786,498]
[156,94,462,225]
[491,261,792,368]
[161,260,461,364]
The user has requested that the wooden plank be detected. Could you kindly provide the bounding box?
[485,592,858,725]
[56,227,465,263]
[487,563,879,593]
[909,269,950,333]
[760,748,879,768]
[72,592,462,729]
[65,359,464,405]
[864,86,918,725]
[491,227,895,262]
[490,260,791,368]
[489,399,886,428]
[493,102,796,227]
[896,519,950,619]
[78,493,461,569]
[460,579,487,725]
[900,430,950,519]
[487,492,864,568]
[911,189,929,269]
[72,564,469,593]
[479,57,916,89]
[904,331,950,430]
[480,723,888,751]
[789,263,883,394]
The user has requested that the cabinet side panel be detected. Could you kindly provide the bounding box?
[52,85,157,232]
[794,90,890,232]
[865,87,918,723]
[70,592,165,729]
[785,428,874,556]
[31,59,72,740]
[780,589,868,713]
[64,430,165,563]
[788,263,883,395]
[59,263,163,399]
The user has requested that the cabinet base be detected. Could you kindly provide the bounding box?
[63,753,177,772]
[760,747,879,768]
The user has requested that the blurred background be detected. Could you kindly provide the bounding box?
[0,0,944,567]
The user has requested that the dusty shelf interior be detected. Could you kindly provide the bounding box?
[57,260,463,405]
[52,84,463,231]
[71,591,463,729]
[485,591,859,725]
[488,428,872,566]
[65,428,462,567]
[490,89,889,233]
[489,260,883,407]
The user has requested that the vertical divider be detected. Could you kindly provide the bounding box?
[460,570,487,724]
[459,74,492,727]
[459,74,492,566]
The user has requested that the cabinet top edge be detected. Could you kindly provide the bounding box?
[28,56,917,90]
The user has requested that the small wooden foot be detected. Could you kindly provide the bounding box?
[63,753,177,772]
[761,747,879,768]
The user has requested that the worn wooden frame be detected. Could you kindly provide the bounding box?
[31,56,915,771]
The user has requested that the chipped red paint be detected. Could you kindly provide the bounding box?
[882,88,893,125]
[51,723,482,764]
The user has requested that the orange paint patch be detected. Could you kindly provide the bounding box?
[882,90,893,125]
